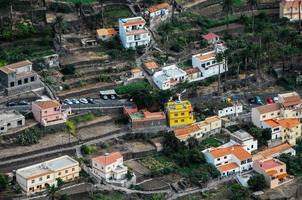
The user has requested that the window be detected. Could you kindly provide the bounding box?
[217,158,220,161]
[30,76,35,82]
[65,170,68,174]
[251,145,254,148]
[181,119,184,122]
[224,156,227,159]
[72,168,75,171]
[24,78,28,84]
[18,80,22,85]
[17,120,22,126]
[206,62,210,66]
[7,123,11,127]
[174,113,178,117]
[0,127,4,130]
[44,111,47,114]
[181,113,184,116]
[201,63,206,68]
[212,60,216,64]
[47,175,50,179]
[10,82,14,87]
[32,180,35,183]
[174,120,178,123]
[280,169,283,172]
[262,115,266,119]
[39,177,42,181]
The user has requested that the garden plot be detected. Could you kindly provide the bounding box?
[138,178,170,191]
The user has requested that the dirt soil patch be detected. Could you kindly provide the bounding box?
[125,160,151,176]
[138,178,170,191]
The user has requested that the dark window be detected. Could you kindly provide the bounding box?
[17,120,22,125]
[7,123,11,127]
[18,80,22,85]
[10,82,14,87]
[24,78,28,84]
[30,76,35,82]
[217,158,220,161]
[0,127,4,130]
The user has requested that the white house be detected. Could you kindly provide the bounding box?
[148,3,170,19]
[118,17,151,49]
[192,50,227,79]
[203,144,253,177]
[91,152,129,184]
[217,102,243,117]
[152,64,187,90]
[228,130,258,153]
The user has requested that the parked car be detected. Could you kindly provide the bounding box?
[102,95,108,100]
[266,96,274,104]
[273,97,278,103]
[79,98,89,104]
[255,96,263,105]
[18,100,30,105]
[248,98,255,104]
[111,95,116,100]
[64,99,73,105]
[87,98,95,104]
[71,99,80,104]
[7,102,17,106]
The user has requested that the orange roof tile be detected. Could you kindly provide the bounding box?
[256,143,293,159]
[34,100,60,109]
[282,95,301,107]
[174,124,201,140]
[277,172,288,179]
[92,152,122,166]
[96,28,117,36]
[143,111,166,119]
[148,2,170,13]
[255,103,281,114]
[123,20,145,26]
[185,68,200,75]
[264,119,280,128]
[205,115,221,123]
[197,52,216,61]
[218,162,239,172]
[209,145,251,161]
[265,118,300,129]
[266,169,278,176]
[144,61,159,69]
[131,68,142,74]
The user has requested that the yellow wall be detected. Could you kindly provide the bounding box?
[166,100,194,127]
[281,124,301,146]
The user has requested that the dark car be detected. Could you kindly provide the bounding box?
[87,98,95,104]
[248,98,256,104]
[18,100,30,105]
[7,102,17,106]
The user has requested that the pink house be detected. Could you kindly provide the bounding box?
[32,100,71,127]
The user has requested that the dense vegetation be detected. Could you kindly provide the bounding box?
[279,140,302,176]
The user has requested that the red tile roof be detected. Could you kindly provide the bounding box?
[148,2,170,13]
[208,145,251,161]
[218,162,239,172]
[92,152,122,166]
[255,103,281,114]
[255,143,293,159]
[33,100,60,109]
[265,118,300,129]
[202,32,219,41]
[144,61,159,69]
[174,124,201,140]
[185,68,200,75]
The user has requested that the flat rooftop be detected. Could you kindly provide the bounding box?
[17,155,78,179]
[231,130,254,141]
[0,111,24,125]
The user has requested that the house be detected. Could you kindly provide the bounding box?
[150,137,164,152]
[0,110,25,134]
[280,0,302,21]
[0,60,41,95]
[251,103,281,128]
[123,105,166,129]
[119,17,151,48]
[203,144,253,177]
[174,115,222,141]
[192,50,227,79]
[185,68,203,82]
[278,92,302,118]
[173,123,203,141]
[228,130,258,153]
[16,155,80,195]
[42,54,60,68]
[143,61,159,75]
[251,92,302,128]
[32,100,71,127]
[152,64,187,90]
[91,152,135,186]
[253,158,292,189]
[202,32,220,44]
[262,118,301,146]
[130,68,144,79]
[165,100,194,128]
[217,102,243,117]
[253,143,296,161]
[96,28,117,41]
[148,2,170,19]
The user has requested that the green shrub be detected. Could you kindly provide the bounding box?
[18,128,41,145]
[81,144,97,155]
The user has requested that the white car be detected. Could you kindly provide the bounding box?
[273,97,278,103]
[79,98,89,104]
[71,99,80,104]
[64,99,73,105]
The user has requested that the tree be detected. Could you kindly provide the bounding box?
[229,184,249,200]
[216,52,224,93]
[126,170,133,180]
[247,0,258,32]
[47,178,65,200]
[54,15,66,48]
[222,0,234,32]
[0,174,8,192]
[248,174,266,191]
[187,137,199,149]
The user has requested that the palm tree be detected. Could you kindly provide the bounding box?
[54,15,66,48]
[97,0,106,27]
[247,0,258,32]
[216,52,224,93]
[47,178,65,200]
[222,0,234,33]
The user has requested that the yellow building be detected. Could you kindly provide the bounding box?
[166,100,194,127]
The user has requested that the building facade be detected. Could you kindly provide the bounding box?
[119,17,151,48]
[16,155,80,195]
[91,152,133,186]
[229,130,258,153]
[253,158,291,189]
[152,64,187,90]
[253,143,296,161]
[32,100,71,127]
[148,2,170,19]
[166,100,194,127]
[280,0,302,21]
[0,110,25,133]
[192,50,227,79]
[0,60,40,95]
[217,102,243,117]
[203,144,253,177]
